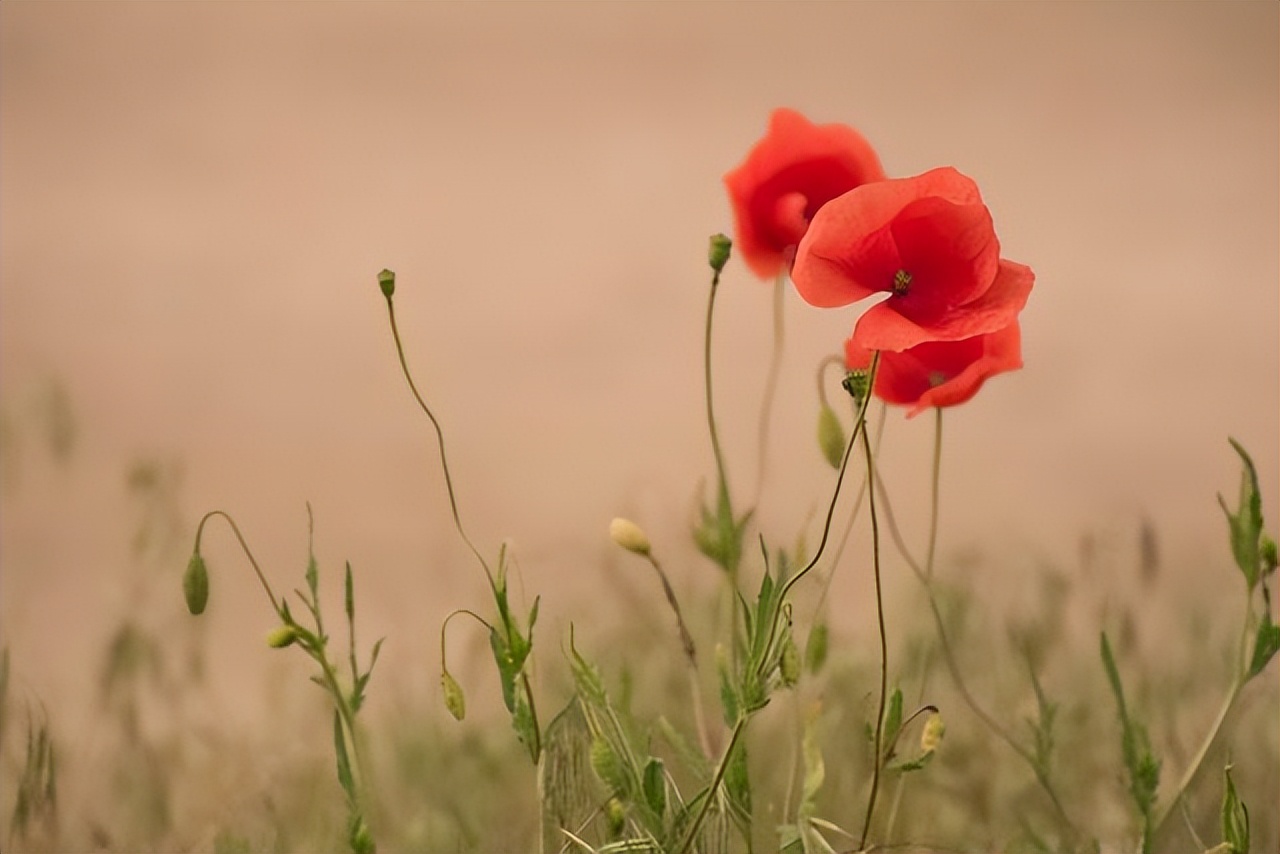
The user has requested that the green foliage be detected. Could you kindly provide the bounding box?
[1219,438,1265,591]
[9,707,57,843]
[1100,631,1161,853]
[1221,764,1250,854]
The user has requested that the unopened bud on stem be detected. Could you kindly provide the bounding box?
[184,552,209,615]
[610,517,651,556]
[377,269,396,298]
[708,234,732,274]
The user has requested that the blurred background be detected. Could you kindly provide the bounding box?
[1,2,1276,847]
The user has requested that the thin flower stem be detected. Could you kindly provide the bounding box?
[704,264,733,528]
[813,402,887,618]
[440,608,497,671]
[924,408,942,580]
[758,355,882,678]
[857,417,888,852]
[194,510,280,614]
[675,714,748,853]
[751,272,787,508]
[382,293,492,583]
[646,553,698,667]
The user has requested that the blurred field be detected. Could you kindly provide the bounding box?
[1,3,1277,852]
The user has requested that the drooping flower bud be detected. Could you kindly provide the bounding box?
[377,268,396,298]
[266,624,299,649]
[610,517,651,556]
[817,405,845,469]
[183,552,209,615]
[920,712,945,753]
[708,233,732,274]
[441,669,466,721]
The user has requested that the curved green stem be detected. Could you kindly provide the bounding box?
[1150,678,1240,843]
[767,353,881,650]
[1150,590,1254,842]
[194,510,281,614]
[857,416,888,852]
[440,608,497,672]
[704,263,734,529]
[382,293,492,583]
[675,714,748,853]
[753,356,882,684]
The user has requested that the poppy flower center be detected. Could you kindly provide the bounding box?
[892,269,912,296]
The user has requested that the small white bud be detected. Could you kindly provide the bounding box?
[609,517,651,556]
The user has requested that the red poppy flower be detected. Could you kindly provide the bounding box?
[792,167,1034,352]
[844,321,1023,417]
[724,108,886,280]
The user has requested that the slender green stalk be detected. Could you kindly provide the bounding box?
[857,415,888,852]
[704,263,733,526]
[193,510,280,612]
[675,715,748,853]
[924,408,942,580]
[751,272,787,508]
[382,293,492,582]
[755,355,882,680]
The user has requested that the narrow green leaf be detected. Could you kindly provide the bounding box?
[882,688,903,761]
[1247,612,1280,679]
[805,623,829,674]
[642,757,667,817]
[1220,438,1264,589]
[1221,763,1250,854]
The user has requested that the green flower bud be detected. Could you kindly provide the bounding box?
[266,624,298,649]
[920,712,945,754]
[605,796,626,839]
[708,233,732,274]
[377,268,395,298]
[842,370,870,408]
[441,669,466,721]
[610,517,651,556]
[590,736,624,793]
[780,634,800,687]
[817,404,845,469]
[1261,534,1278,576]
[183,552,209,615]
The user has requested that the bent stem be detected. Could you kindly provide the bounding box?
[382,291,492,583]
[856,408,888,852]
[757,353,882,678]
[751,271,787,508]
[704,260,733,530]
[644,552,712,758]
[193,510,280,613]
[1149,591,1254,842]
